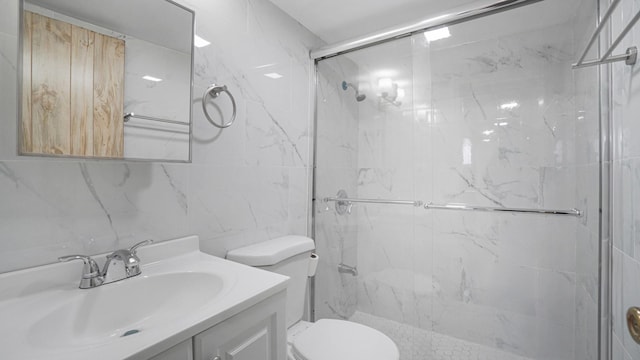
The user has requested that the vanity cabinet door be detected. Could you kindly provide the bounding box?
[149,339,193,360]
[193,292,286,360]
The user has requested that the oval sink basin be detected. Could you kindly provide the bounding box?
[28,271,224,348]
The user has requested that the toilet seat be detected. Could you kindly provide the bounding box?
[291,319,399,360]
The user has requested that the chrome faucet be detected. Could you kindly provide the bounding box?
[59,239,154,289]
[57,255,104,289]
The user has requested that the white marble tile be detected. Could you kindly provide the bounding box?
[576,224,599,302]
[536,319,575,360]
[613,248,625,340]
[536,269,576,326]
[575,164,601,234]
[188,165,290,247]
[243,99,307,167]
[0,32,18,161]
[286,167,311,235]
[574,284,598,360]
[0,0,318,275]
[0,160,190,272]
[0,0,18,37]
[191,82,247,166]
[613,333,633,360]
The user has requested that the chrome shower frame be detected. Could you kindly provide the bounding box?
[309,0,611,358]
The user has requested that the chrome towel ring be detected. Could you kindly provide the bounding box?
[202,84,237,128]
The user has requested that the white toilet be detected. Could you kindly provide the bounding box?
[226,235,399,360]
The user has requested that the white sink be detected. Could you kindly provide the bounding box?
[0,236,289,360]
[28,272,224,348]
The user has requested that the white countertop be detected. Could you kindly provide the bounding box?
[0,235,289,360]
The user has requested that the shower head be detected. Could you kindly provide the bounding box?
[341,81,366,102]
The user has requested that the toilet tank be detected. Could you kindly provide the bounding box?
[226,236,315,328]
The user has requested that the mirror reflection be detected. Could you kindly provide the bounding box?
[19,0,193,162]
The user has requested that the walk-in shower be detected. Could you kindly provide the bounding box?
[311,0,604,359]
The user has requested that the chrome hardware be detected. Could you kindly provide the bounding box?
[130,239,154,254]
[334,189,350,215]
[202,84,237,128]
[321,190,582,217]
[324,189,423,216]
[59,239,154,289]
[338,263,358,276]
[572,0,640,69]
[628,307,640,344]
[210,356,221,360]
[311,0,539,60]
[424,203,582,217]
[123,113,189,126]
[58,255,104,289]
[102,239,154,284]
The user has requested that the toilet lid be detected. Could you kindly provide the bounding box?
[292,319,399,360]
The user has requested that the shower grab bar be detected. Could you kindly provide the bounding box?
[572,0,639,69]
[123,113,189,126]
[424,203,582,217]
[322,197,423,207]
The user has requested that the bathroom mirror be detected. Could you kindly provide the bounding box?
[18,0,194,162]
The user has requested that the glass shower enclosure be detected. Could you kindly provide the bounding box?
[312,0,603,359]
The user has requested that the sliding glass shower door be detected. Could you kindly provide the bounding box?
[313,1,600,359]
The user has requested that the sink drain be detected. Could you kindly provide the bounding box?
[121,329,141,337]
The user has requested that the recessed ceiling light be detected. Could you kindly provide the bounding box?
[142,75,163,82]
[424,27,451,42]
[194,34,210,48]
[264,73,283,79]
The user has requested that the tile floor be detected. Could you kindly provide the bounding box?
[349,311,533,360]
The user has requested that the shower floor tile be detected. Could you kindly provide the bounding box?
[349,311,534,360]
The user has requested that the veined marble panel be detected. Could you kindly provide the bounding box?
[0,32,18,162]
[0,0,320,276]
[0,160,189,273]
[311,54,360,321]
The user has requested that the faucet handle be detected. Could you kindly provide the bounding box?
[58,255,104,289]
[129,239,154,254]
[58,255,101,274]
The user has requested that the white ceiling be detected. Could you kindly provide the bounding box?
[268,0,481,43]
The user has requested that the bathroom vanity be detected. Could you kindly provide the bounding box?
[0,236,288,360]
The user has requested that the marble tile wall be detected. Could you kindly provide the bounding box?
[314,1,601,359]
[0,0,322,273]
[610,0,640,359]
[572,1,600,359]
[313,57,360,320]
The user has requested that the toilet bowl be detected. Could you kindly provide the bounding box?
[227,235,399,360]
